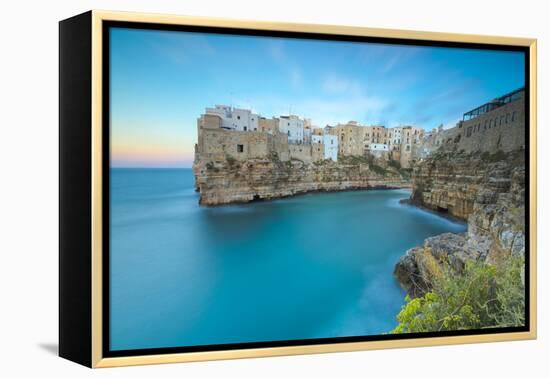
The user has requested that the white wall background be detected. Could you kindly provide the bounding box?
[0,0,547,376]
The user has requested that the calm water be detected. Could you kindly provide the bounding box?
[110,168,466,351]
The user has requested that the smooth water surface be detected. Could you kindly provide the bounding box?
[110,168,466,351]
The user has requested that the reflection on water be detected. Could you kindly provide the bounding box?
[109,168,466,351]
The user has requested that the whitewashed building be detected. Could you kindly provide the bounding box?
[367,143,389,158]
[312,134,338,161]
[368,143,389,152]
[323,134,338,161]
[205,105,259,131]
[279,115,305,144]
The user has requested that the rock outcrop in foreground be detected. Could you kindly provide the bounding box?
[193,155,411,205]
[395,150,526,297]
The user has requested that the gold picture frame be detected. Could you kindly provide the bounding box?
[59,10,537,368]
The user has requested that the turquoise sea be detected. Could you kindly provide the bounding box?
[109,168,466,351]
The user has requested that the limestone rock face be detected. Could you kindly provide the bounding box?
[410,150,524,221]
[193,156,411,206]
[394,233,472,298]
[394,149,526,297]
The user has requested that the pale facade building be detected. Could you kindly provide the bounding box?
[363,125,387,153]
[279,115,305,144]
[312,127,324,136]
[335,121,366,156]
[205,105,259,132]
[323,134,338,161]
[303,119,313,144]
[312,133,338,161]
[367,143,389,158]
[368,143,389,151]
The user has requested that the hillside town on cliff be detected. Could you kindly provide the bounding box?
[194,87,525,172]
[193,87,525,206]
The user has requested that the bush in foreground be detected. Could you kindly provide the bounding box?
[392,255,525,334]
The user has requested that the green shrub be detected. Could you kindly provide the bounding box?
[480,150,507,163]
[392,255,525,334]
[399,168,413,179]
[388,160,402,170]
[369,164,387,176]
[339,155,372,165]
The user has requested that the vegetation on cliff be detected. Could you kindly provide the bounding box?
[393,146,526,334]
[392,253,525,334]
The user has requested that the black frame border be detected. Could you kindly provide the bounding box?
[101,20,531,359]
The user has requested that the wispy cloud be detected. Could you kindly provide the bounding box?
[237,89,389,127]
[266,39,286,62]
[265,40,304,90]
[322,75,362,95]
[290,69,303,88]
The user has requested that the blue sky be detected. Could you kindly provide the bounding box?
[110,27,525,168]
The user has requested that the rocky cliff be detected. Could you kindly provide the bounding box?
[193,155,411,206]
[409,150,524,220]
[395,149,526,297]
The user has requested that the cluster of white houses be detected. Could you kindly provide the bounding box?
[198,105,423,167]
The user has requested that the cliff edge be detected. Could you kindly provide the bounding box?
[394,149,526,297]
[193,154,411,206]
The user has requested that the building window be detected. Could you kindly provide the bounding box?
[254,128,257,131]
[237,115,241,120]
[512,111,517,121]
[244,126,247,131]
[237,144,244,153]
[466,127,472,137]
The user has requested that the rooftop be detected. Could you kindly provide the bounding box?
[463,87,524,121]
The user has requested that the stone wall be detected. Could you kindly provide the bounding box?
[197,118,324,164]
[417,94,525,159]
[198,128,274,161]
[456,96,525,153]
[288,144,313,163]
[259,117,279,134]
[311,142,325,162]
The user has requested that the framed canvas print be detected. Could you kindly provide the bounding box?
[59,10,537,368]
